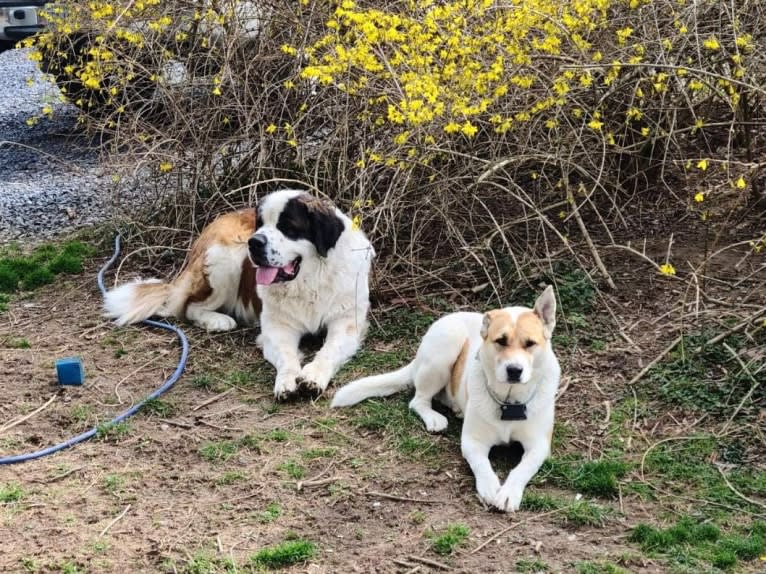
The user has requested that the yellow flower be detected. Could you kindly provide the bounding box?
[696,159,709,171]
[266,124,277,134]
[587,119,603,130]
[694,192,704,203]
[41,105,53,116]
[159,162,173,173]
[351,214,362,231]
[703,37,720,51]
[461,122,478,137]
[212,87,222,96]
[25,116,39,127]
[641,127,650,137]
[659,263,676,276]
[735,176,746,189]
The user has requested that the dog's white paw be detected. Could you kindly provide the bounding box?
[273,371,299,400]
[475,475,502,506]
[493,483,524,512]
[255,334,264,348]
[421,411,448,433]
[297,360,332,393]
[196,313,237,333]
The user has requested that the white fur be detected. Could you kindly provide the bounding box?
[332,288,560,512]
[254,190,375,399]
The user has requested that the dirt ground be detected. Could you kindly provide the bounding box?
[1,221,764,573]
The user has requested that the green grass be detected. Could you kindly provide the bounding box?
[103,474,124,496]
[574,561,629,574]
[538,457,630,498]
[175,552,237,574]
[141,398,176,418]
[95,421,131,442]
[520,491,611,527]
[0,483,24,503]
[199,441,240,463]
[646,331,765,416]
[0,240,94,295]
[629,517,766,571]
[301,447,338,460]
[249,539,316,569]
[350,395,442,458]
[216,471,247,486]
[278,460,306,480]
[4,337,30,349]
[516,558,549,572]
[429,523,470,555]
[255,502,282,524]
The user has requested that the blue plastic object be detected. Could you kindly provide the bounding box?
[56,357,85,385]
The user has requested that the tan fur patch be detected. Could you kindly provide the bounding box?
[484,310,545,358]
[449,338,470,400]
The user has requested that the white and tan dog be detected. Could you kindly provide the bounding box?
[104,189,374,399]
[332,287,560,512]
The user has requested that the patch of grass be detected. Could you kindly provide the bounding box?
[429,523,470,555]
[255,502,282,523]
[5,337,30,349]
[69,405,93,423]
[0,240,94,295]
[563,499,611,527]
[351,396,441,458]
[539,457,630,497]
[646,331,766,416]
[58,562,85,574]
[574,561,628,574]
[113,347,127,358]
[238,434,262,452]
[265,429,291,442]
[0,483,24,503]
[520,491,560,512]
[629,516,765,571]
[516,558,549,572]
[19,557,40,572]
[0,293,10,312]
[142,398,176,418]
[199,441,239,463]
[95,421,131,442]
[249,539,317,569]
[302,447,338,460]
[216,471,247,486]
[410,510,427,524]
[177,552,237,574]
[103,474,124,496]
[278,460,306,480]
[225,369,259,388]
[191,374,215,390]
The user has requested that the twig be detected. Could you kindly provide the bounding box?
[99,504,131,537]
[698,306,766,352]
[716,465,766,510]
[0,394,58,434]
[469,506,570,555]
[407,555,451,570]
[365,491,439,504]
[298,461,336,491]
[392,559,418,569]
[196,419,243,432]
[627,336,682,386]
[718,343,762,435]
[191,388,234,412]
[41,465,86,484]
[159,418,193,429]
[298,477,341,489]
[568,184,616,290]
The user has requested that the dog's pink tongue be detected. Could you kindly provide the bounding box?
[256,266,279,285]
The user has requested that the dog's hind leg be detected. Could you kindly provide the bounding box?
[409,360,451,432]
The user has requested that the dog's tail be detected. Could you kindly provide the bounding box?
[103,279,184,326]
[331,362,415,407]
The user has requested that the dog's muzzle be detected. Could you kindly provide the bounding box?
[505,365,523,383]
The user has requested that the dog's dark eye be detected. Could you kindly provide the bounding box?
[524,340,536,349]
[494,335,508,347]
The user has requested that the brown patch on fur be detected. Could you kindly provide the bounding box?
[238,257,260,314]
[176,208,259,316]
[449,338,470,400]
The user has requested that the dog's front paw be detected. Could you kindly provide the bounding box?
[493,483,524,512]
[421,411,449,433]
[475,475,501,506]
[197,313,237,332]
[297,360,332,395]
[273,372,299,400]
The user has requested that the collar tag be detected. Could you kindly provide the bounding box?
[500,403,527,421]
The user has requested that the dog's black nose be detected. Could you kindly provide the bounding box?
[248,233,267,254]
[506,366,523,382]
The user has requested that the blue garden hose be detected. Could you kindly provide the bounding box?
[0,235,190,464]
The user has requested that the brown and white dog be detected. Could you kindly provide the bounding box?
[104,189,375,398]
[332,287,560,511]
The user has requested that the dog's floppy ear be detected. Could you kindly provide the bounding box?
[308,201,344,257]
[534,285,557,339]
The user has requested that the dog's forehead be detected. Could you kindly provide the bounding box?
[259,189,309,223]
[487,307,543,340]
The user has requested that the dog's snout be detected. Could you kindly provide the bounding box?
[506,365,523,383]
[248,233,267,253]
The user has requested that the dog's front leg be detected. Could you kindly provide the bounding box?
[298,317,362,394]
[259,317,303,400]
[461,435,501,506]
[493,438,550,512]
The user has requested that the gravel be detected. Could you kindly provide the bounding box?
[0,48,145,243]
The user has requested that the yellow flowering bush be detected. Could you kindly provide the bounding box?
[26,0,765,291]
